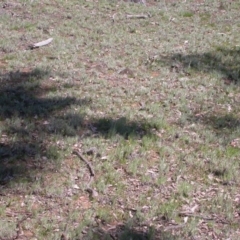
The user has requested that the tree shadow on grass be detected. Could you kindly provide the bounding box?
[80,223,178,240]
[0,68,158,186]
[160,47,240,138]
[0,68,90,185]
[90,117,158,139]
[0,69,87,119]
[160,46,240,83]
[195,114,240,131]
[192,112,240,145]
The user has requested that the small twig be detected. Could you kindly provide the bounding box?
[112,13,117,23]
[73,150,98,199]
[126,14,149,19]
[179,212,213,220]
[179,212,229,224]
[73,150,95,177]
[13,214,31,240]
[164,224,185,231]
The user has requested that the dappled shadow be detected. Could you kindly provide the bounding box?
[160,47,240,83]
[192,112,240,143]
[0,69,86,119]
[158,47,240,141]
[45,115,157,139]
[0,68,90,185]
[80,223,178,240]
[195,114,240,130]
[46,113,86,137]
[0,68,158,186]
[90,117,157,139]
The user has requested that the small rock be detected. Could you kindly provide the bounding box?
[72,184,80,189]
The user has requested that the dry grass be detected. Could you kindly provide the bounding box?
[1,0,240,239]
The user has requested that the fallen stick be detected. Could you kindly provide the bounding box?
[13,213,32,240]
[29,38,53,49]
[178,212,229,224]
[126,14,149,19]
[73,149,97,198]
[73,150,95,177]
[164,224,185,231]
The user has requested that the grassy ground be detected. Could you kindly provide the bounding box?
[1,0,240,239]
